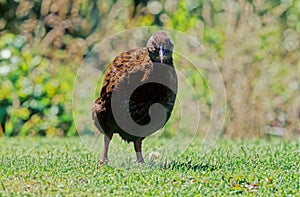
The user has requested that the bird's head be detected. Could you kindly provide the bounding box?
[147,32,173,64]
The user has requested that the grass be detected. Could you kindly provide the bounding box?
[0,136,299,196]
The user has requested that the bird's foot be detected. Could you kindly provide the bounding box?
[136,159,145,164]
[135,151,144,164]
[98,159,110,166]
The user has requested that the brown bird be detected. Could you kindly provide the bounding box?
[92,32,177,164]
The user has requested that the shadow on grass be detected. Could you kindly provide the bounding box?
[164,160,217,171]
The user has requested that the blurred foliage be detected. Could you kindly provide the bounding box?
[0,0,300,138]
[0,33,75,136]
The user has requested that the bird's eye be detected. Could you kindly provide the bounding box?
[150,47,160,54]
[149,47,155,53]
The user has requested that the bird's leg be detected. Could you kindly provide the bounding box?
[134,139,145,163]
[99,133,113,165]
[94,130,100,143]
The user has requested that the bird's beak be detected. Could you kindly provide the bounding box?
[159,45,164,63]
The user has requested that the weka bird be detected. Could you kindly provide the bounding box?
[92,32,177,164]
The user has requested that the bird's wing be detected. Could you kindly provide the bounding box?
[93,47,153,114]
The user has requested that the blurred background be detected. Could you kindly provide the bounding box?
[0,0,299,139]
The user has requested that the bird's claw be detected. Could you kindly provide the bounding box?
[98,159,110,166]
[137,159,145,164]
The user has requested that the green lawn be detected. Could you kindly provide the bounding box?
[0,136,299,196]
